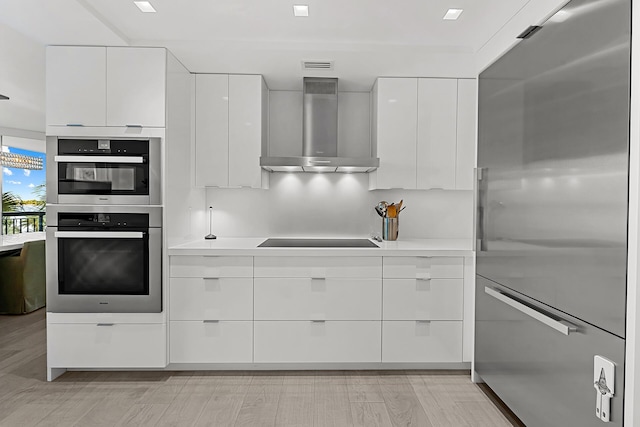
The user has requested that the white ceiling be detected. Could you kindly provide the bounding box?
[0,0,551,91]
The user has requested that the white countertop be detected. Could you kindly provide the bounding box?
[168,237,474,257]
[0,232,46,253]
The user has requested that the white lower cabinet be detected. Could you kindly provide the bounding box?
[170,321,252,363]
[383,278,463,320]
[47,323,166,368]
[254,321,381,363]
[382,321,463,363]
[170,277,253,321]
[254,277,381,320]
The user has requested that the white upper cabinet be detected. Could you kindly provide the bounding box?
[370,77,476,190]
[370,78,418,190]
[106,47,166,127]
[46,46,107,127]
[194,74,268,189]
[46,46,167,128]
[417,79,458,190]
[228,75,268,188]
[456,79,477,190]
[195,74,229,187]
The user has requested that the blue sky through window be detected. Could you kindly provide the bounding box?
[2,147,46,200]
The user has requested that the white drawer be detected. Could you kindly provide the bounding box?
[254,321,381,363]
[47,323,166,368]
[254,278,381,320]
[170,256,253,278]
[170,277,253,321]
[170,321,252,363]
[383,257,463,279]
[382,321,462,363]
[383,278,463,320]
[254,256,382,278]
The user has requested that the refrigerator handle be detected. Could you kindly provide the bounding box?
[474,168,487,251]
[484,286,578,335]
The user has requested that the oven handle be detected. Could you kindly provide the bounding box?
[54,231,144,239]
[54,155,144,164]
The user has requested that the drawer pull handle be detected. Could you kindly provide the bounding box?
[416,320,431,324]
[311,320,326,323]
[96,323,114,327]
[203,277,220,280]
[484,286,578,336]
[203,320,220,323]
[416,277,431,281]
[311,277,326,281]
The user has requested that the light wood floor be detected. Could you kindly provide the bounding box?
[0,309,520,427]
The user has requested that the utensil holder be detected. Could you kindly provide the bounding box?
[382,217,399,241]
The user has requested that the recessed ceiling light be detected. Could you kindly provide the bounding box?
[134,1,156,13]
[293,5,309,17]
[443,8,463,20]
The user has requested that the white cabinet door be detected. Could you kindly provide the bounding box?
[254,256,382,278]
[417,79,457,190]
[47,323,166,368]
[195,74,229,187]
[254,278,382,320]
[456,79,477,190]
[46,46,106,127]
[383,278,463,320]
[254,321,381,363]
[170,321,253,363]
[106,47,166,127]
[382,321,462,363]
[229,75,267,188]
[170,256,253,278]
[371,78,418,189]
[382,257,463,279]
[170,277,253,321]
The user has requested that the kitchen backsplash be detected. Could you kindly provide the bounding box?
[204,173,473,239]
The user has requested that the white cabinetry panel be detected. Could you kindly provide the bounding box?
[254,278,381,320]
[382,321,462,363]
[47,323,166,368]
[170,256,253,278]
[106,47,166,127]
[46,46,106,127]
[371,78,418,189]
[254,321,381,363]
[383,257,463,279]
[170,277,253,320]
[195,74,229,187]
[417,79,458,190]
[254,256,381,278]
[170,321,252,363]
[456,79,478,190]
[383,278,463,320]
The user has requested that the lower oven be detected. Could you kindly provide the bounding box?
[46,205,162,313]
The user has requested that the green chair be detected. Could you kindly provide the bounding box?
[0,240,46,314]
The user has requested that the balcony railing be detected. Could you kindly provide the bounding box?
[2,211,46,234]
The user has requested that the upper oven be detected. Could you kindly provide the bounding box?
[46,137,161,205]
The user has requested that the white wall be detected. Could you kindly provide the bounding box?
[204,172,472,239]
[0,23,45,133]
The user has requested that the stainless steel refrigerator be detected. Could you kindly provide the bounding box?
[474,0,630,425]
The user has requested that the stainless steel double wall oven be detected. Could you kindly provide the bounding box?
[46,137,162,313]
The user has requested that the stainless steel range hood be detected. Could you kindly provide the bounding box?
[260,77,379,173]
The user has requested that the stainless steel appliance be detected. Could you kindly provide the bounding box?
[46,137,161,205]
[46,205,162,313]
[475,0,629,425]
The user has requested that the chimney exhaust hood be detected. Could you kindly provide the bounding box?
[260,77,379,173]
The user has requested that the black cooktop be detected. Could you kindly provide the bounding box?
[258,238,379,248]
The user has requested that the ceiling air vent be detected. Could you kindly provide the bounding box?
[517,25,543,39]
[302,61,334,70]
